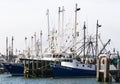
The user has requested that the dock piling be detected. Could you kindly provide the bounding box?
[96,55,120,82]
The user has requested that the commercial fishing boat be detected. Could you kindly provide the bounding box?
[50,53,117,78]
[2,62,24,76]
[50,58,96,78]
[2,52,73,76]
[1,50,26,76]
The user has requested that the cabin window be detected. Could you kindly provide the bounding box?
[63,59,72,62]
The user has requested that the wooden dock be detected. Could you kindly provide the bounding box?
[20,58,59,78]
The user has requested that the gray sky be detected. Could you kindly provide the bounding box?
[0,0,120,54]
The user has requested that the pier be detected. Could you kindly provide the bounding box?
[96,54,120,82]
[21,58,55,78]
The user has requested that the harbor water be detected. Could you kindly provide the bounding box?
[0,74,119,84]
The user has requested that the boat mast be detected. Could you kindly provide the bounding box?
[31,36,33,58]
[6,37,8,61]
[58,7,61,52]
[40,30,42,55]
[62,6,65,43]
[34,32,37,58]
[58,7,61,37]
[11,36,14,62]
[51,28,55,53]
[74,4,80,51]
[25,37,27,58]
[46,9,50,49]
[25,37,27,50]
[96,20,101,57]
[83,22,86,58]
[11,36,14,56]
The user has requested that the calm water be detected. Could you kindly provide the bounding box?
[0,74,119,84]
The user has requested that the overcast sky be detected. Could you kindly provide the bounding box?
[0,0,120,54]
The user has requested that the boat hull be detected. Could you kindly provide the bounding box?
[50,64,96,78]
[2,63,24,76]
